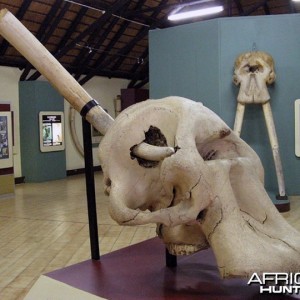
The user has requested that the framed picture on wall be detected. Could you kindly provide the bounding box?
[0,111,13,168]
[295,99,300,157]
[39,111,65,152]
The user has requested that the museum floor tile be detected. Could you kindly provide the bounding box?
[0,172,299,299]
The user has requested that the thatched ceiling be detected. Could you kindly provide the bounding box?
[0,0,299,88]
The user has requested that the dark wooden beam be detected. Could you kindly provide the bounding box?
[0,0,32,55]
[127,49,148,88]
[130,48,148,74]
[78,29,149,85]
[134,76,149,89]
[127,66,149,89]
[73,18,119,80]
[20,0,65,81]
[0,56,27,69]
[54,6,88,54]
[27,0,131,81]
[263,1,270,15]
[244,0,269,16]
[76,0,147,82]
[110,0,166,74]
[71,0,127,74]
[233,0,244,15]
[28,6,89,81]
[226,0,232,17]
[79,0,167,84]
[125,2,177,17]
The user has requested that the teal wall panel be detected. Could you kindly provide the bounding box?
[149,20,220,113]
[149,14,300,195]
[19,81,66,182]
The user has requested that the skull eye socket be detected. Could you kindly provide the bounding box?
[197,129,233,161]
[203,149,217,161]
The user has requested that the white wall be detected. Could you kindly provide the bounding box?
[0,65,130,177]
[65,76,129,170]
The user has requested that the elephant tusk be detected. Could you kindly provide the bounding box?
[0,9,114,135]
[131,142,175,161]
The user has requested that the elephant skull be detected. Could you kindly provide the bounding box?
[233,51,276,104]
[99,96,300,278]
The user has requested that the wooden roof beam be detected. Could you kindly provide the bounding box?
[27,0,130,81]
[0,0,32,55]
[110,0,166,73]
[72,17,121,80]
[20,0,67,80]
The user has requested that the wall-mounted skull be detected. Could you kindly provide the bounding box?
[99,96,300,278]
[233,51,276,104]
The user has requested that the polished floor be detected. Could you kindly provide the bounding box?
[0,172,156,299]
[0,172,299,300]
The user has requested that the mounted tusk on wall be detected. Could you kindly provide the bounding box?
[131,143,175,161]
[0,8,114,135]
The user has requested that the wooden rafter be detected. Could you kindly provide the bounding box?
[0,0,299,86]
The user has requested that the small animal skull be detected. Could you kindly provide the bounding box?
[99,96,300,278]
[233,51,276,104]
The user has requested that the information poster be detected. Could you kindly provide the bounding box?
[0,112,13,168]
[0,115,9,159]
[39,112,65,152]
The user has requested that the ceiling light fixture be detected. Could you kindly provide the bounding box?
[168,0,223,21]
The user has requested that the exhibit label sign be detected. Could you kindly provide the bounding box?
[39,111,65,152]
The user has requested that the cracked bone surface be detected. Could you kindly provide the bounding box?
[99,96,300,278]
[233,51,276,104]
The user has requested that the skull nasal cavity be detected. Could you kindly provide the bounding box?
[249,65,259,73]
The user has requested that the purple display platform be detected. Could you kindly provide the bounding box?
[46,237,293,299]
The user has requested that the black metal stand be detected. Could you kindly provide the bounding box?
[82,118,100,260]
[165,248,177,267]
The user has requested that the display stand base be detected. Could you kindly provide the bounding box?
[25,237,289,299]
[267,190,290,213]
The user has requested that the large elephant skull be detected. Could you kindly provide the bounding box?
[99,96,300,278]
[233,51,276,104]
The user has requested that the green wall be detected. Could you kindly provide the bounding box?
[149,14,300,196]
[19,81,66,182]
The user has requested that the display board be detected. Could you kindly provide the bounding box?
[39,111,65,152]
[0,111,13,168]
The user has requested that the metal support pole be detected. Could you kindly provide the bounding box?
[82,118,100,260]
[165,248,177,268]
